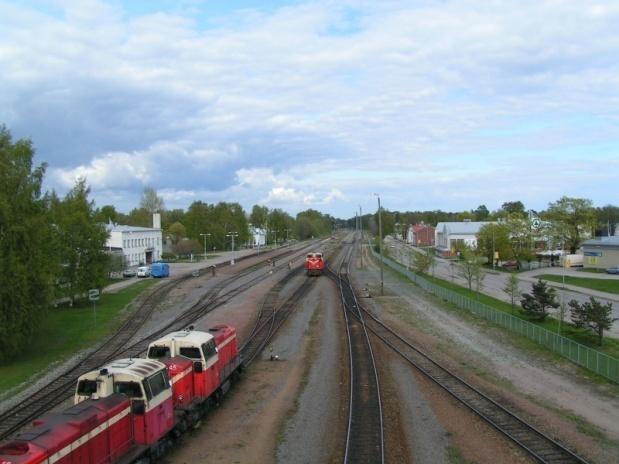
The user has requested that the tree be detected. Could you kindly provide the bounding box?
[140,186,165,213]
[249,205,269,228]
[457,250,484,291]
[545,196,596,254]
[520,279,559,321]
[568,297,617,346]
[503,273,520,313]
[0,126,56,362]
[474,204,490,221]
[94,205,119,224]
[50,179,110,305]
[168,222,186,245]
[476,223,511,265]
[501,201,526,217]
[413,251,432,274]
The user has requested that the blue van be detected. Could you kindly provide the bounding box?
[150,262,170,278]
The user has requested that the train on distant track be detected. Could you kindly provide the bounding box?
[304,252,325,276]
[0,325,241,464]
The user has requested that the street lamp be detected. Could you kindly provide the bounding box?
[226,232,239,265]
[200,233,211,262]
[374,193,384,296]
[359,205,363,267]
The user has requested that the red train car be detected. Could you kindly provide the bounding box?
[0,358,174,464]
[146,325,241,425]
[304,252,325,276]
[0,327,242,464]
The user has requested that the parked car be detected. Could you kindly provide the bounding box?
[606,266,619,274]
[137,266,150,277]
[122,268,136,278]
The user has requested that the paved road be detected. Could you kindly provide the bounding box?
[103,247,271,294]
[385,237,619,338]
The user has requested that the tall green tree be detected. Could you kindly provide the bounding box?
[473,204,490,221]
[50,179,109,304]
[520,279,559,321]
[500,201,526,217]
[568,297,616,346]
[0,127,56,362]
[503,273,520,313]
[545,196,596,254]
[457,249,484,291]
[249,205,269,228]
[94,205,119,224]
[476,223,511,264]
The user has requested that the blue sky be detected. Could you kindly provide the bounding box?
[1,0,618,218]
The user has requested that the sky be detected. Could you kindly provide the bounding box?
[1,0,618,219]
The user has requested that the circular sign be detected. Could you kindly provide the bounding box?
[531,218,541,230]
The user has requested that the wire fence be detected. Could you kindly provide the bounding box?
[369,247,619,383]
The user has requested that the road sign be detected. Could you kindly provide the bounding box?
[531,218,542,230]
[88,289,100,301]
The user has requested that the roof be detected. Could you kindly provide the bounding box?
[97,358,165,378]
[150,329,213,347]
[435,221,495,235]
[105,223,161,233]
[583,236,619,248]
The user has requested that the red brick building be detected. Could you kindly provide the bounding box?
[406,223,435,247]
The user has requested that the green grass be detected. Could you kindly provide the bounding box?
[420,274,619,359]
[0,279,159,396]
[536,274,619,295]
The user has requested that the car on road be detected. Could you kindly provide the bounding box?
[122,268,136,278]
[137,266,150,277]
[606,266,619,274]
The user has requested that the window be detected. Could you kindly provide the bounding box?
[148,346,170,359]
[114,381,142,398]
[144,371,169,400]
[76,379,97,396]
[179,346,202,360]
[202,340,217,359]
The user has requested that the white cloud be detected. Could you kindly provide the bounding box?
[2,0,619,216]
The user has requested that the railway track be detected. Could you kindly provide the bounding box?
[0,241,323,440]
[339,239,590,464]
[329,239,384,464]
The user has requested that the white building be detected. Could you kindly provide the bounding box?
[435,221,495,255]
[105,214,163,267]
[249,227,266,247]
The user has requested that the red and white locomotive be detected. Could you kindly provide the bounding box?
[0,325,241,464]
[304,252,325,276]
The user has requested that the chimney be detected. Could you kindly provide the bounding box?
[153,213,161,229]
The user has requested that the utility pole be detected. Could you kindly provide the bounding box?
[375,194,384,296]
[200,233,211,262]
[226,232,238,265]
[359,205,363,267]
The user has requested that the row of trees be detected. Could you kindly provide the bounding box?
[1,127,109,362]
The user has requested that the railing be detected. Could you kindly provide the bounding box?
[369,247,619,383]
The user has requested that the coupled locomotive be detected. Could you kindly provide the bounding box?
[0,325,241,464]
[304,252,325,276]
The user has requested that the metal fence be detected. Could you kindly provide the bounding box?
[370,247,619,383]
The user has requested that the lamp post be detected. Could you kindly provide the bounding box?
[200,233,211,262]
[374,193,384,296]
[226,232,238,265]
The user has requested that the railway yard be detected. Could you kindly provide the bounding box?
[1,233,618,464]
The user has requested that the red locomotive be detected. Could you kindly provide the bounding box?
[304,252,325,276]
[0,325,241,464]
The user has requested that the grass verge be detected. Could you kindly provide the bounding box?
[0,279,158,396]
[536,274,619,295]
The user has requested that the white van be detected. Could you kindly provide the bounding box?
[137,266,150,277]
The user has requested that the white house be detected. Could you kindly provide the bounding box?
[435,221,495,255]
[105,214,163,266]
[249,226,266,247]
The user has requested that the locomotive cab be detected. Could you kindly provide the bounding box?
[74,358,174,446]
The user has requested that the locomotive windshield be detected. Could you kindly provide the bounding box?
[148,345,171,359]
[179,346,202,360]
[202,340,217,359]
[76,379,97,396]
[143,370,170,400]
[114,381,143,398]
